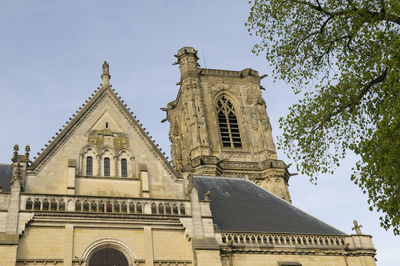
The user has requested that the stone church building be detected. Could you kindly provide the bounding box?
[0,47,376,265]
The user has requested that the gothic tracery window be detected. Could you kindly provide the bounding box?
[216,96,242,148]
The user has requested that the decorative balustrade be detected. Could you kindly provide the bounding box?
[219,232,346,249]
[20,194,190,216]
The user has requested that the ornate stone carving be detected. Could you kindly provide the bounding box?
[88,129,129,150]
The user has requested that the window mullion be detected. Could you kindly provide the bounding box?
[226,112,234,148]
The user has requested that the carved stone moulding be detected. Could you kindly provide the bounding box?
[88,129,129,151]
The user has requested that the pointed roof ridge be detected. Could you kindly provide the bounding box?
[29,64,178,178]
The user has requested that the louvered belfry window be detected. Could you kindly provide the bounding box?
[216,96,242,148]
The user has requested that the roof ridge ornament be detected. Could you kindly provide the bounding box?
[101,61,111,87]
[352,220,363,235]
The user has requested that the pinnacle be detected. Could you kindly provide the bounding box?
[101,60,111,87]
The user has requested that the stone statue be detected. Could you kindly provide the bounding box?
[102,61,109,75]
[101,61,111,87]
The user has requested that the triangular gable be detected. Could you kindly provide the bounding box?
[29,82,178,179]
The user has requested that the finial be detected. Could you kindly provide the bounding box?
[101,61,111,87]
[204,190,211,201]
[25,145,30,159]
[13,144,19,160]
[352,220,363,235]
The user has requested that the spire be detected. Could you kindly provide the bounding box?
[101,61,111,87]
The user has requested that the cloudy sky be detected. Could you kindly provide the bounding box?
[0,1,397,264]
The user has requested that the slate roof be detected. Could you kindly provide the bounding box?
[193,176,345,235]
[0,164,12,192]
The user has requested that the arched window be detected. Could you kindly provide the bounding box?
[165,203,171,214]
[172,204,179,215]
[59,200,65,211]
[151,203,157,214]
[114,202,120,212]
[88,248,128,266]
[216,96,242,148]
[75,201,82,212]
[129,202,135,213]
[25,199,33,210]
[136,202,142,213]
[86,156,93,176]
[83,201,89,212]
[42,199,49,210]
[180,204,186,215]
[34,199,41,210]
[106,201,112,212]
[121,202,127,213]
[98,201,105,212]
[90,201,97,212]
[121,159,128,177]
[104,157,110,176]
[50,200,57,211]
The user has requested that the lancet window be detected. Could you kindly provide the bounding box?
[121,159,127,177]
[86,156,93,176]
[104,157,110,176]
[81,146,134,178]
[216,96,242,148]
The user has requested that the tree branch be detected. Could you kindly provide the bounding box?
[323,68,388,123]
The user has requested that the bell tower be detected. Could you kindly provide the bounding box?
[165,47,292,202]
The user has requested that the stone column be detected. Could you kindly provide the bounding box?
[143,226,154,266]
[96,155,101,176]
[64,224,74,266]
[114,156,119,177]
[67,159,76,195]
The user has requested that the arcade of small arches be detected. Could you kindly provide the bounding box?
[80,145,135,178]
[24,197,187,216]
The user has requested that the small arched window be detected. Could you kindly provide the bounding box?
[25,199,33,210]
[121,159,127,177]
[50,200,57,211]
[42,199,49,210]
[86,156,93,176]
[59,200,65,211]
[216,96,242,148]
[104,157,110,176]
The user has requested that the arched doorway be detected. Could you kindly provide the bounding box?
[88,248,128,266]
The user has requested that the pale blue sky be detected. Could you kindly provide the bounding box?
[0,1,397,264]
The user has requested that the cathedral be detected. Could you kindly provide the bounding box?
[0,47,376,266]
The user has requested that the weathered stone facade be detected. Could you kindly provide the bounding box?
[166,47,291,202]
[0,48,376,266]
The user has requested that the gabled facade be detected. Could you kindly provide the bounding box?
[0,47,376,266]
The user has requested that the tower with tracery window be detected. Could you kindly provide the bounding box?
[165,47,292,202]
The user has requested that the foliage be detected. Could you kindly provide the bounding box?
[247,0,400,234]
